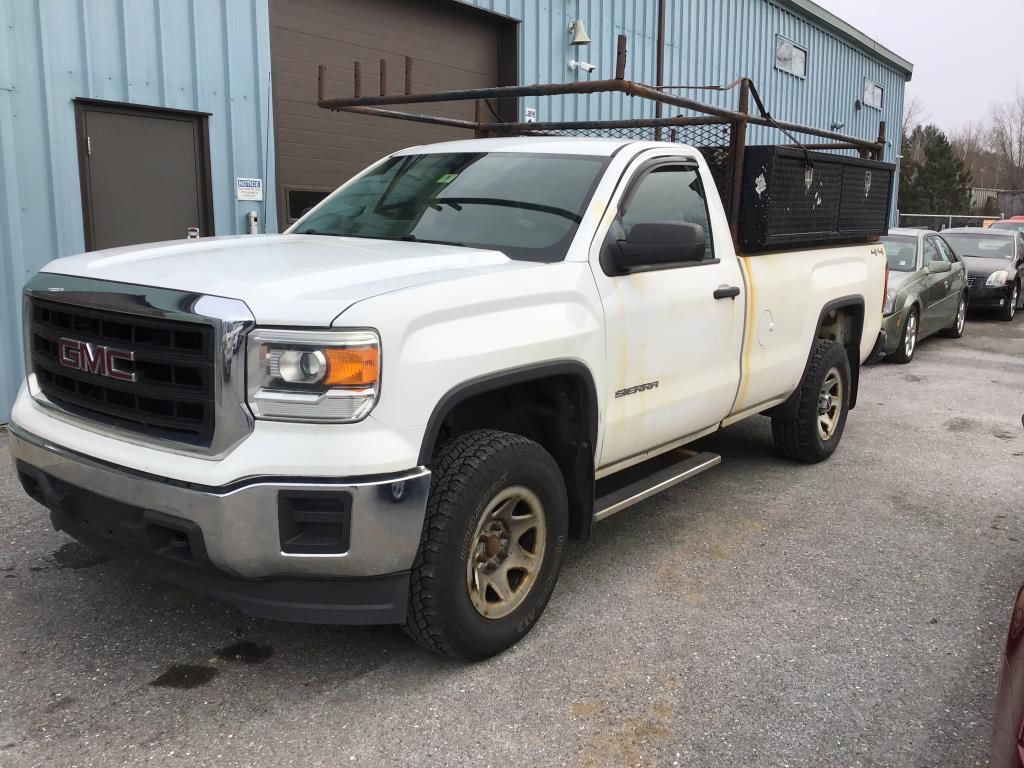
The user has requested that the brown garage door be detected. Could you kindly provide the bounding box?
[270,0,517,226]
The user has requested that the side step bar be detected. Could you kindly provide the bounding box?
[593,450,721,522]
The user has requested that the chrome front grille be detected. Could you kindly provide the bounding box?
[23,274,255,458]
[29,297,216,445]
[967,276,977,287]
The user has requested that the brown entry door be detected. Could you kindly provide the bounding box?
[75,101,213,251]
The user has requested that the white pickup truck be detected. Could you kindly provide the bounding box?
[9,136,885,659]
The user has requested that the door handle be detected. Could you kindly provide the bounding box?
[714,285,741,300]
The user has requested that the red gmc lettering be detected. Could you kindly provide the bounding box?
[57,338,136,382]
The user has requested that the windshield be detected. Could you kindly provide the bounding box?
[990,220,1024,234]
[292,152,610,263]
[881,235,918,272]
[940,234,1014,260]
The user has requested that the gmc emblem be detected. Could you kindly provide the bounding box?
[58,338,137,382]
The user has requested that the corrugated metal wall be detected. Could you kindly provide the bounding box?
[0,0,276,419]
[466,0,905,161]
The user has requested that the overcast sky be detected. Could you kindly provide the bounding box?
[816,0,1022,134]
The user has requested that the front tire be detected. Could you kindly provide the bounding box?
[406,430,568,660]
[998,283,1019,322]
[940,293,967,338]
[889,307,919,364]
[771,339,851,464]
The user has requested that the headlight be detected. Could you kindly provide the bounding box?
[883,286,898,315]
[247,329,380,422]
[986,270,1011,286]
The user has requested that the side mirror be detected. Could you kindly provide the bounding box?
[614,222,706,272]
[928,260,952,274]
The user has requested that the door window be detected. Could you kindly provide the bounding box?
[620,165,714,261]
[935,237,957,262]
[922,238,941,264]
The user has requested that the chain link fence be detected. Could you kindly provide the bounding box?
[898,213,1001,231]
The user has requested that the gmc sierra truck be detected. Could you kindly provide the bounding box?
[9,136,886,659]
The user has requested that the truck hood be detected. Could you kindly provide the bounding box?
[42,235,535,325]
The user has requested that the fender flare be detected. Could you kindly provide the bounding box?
[768,295,865,419]
[417,360,600,541]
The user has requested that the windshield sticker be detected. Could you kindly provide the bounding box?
[436,173,459,184]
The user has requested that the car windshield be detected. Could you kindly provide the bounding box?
[291,152,610,263]
[990,221,1024,233]
[940,234,1014,259]
[881,235,918,272]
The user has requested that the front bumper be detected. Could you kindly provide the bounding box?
[877,310,906,357]
[967,282,1016,309]
[8,424,432,624]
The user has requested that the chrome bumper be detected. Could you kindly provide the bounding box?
[7,424,431,580]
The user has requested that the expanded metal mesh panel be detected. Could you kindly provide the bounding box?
[738,146,894,250]
[839,164,894,235]
[517,122,735,213]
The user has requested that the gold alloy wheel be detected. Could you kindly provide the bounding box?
[466,485,547,620]
[817,366,843,441]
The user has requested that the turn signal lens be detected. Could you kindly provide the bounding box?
[325,347,379,387]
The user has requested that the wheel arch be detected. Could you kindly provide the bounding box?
[418,360,599,542]
[767,295,865,419]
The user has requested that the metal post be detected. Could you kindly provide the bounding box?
[353,61,361,98]
[615,35,628,80]
[474,99,489,138]
[317,65,326,102]
[655,0,666,140]
[380,58,388,96]
[875,120,887,161]
[728,78,750,245]
[405,57,413,96]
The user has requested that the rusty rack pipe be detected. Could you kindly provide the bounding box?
[495,115,729,133]
[317,77,883,153]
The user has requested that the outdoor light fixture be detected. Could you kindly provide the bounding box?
[568,20,591,46]
[568,59,597,73]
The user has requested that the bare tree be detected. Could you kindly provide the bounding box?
[988,83,1024,189]
[950,122,992,187]
[901,93,927,136]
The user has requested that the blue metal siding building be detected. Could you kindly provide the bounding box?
[0,0,910,418]
[461,0,908,158]
[0,0,276,417]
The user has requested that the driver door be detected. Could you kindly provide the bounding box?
[590,154,745,469]
[920,236,948,334]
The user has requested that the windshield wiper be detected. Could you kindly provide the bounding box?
[399,235,469,247]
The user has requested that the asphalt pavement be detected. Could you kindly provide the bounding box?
[1,311,1022,767]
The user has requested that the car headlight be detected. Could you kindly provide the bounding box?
[986,270,1011,287]
[883,286,898,315]
[246,329,380,422]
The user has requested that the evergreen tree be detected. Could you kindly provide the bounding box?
[899,125,973,213]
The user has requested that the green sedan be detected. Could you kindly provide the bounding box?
[879,228,968,363]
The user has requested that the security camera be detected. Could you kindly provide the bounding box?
[568,59,597,74]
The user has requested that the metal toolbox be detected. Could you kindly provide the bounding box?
[737,146,894,251]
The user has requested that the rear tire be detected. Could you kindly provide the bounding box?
[940,293,967,338]
[998,283,1019,322]
[889,307,919,364]
[405,429,568,660]
[771,339,851,464]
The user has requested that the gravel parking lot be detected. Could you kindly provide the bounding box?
[1,313,1022,768]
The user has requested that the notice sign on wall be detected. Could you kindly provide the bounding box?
[236,177,263,201]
